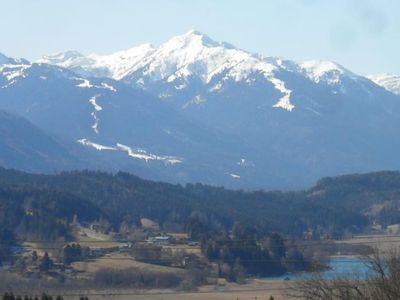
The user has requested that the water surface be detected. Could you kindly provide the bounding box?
[268,256,369,281]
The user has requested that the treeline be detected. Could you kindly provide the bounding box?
[0,184,103,264]
[2,294,63,300]
[0,228,14,266]
[94,267,183,289]
[2,168,400,251]
[0,168,380,239]
[311,171,400,228]
[2,294,88,300]
[201,224,311,280]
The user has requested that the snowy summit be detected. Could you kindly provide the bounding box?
[38,30,368,112]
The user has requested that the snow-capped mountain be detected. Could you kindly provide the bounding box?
[368,74,400,95]
[0,56,265,186]
[38,45,156,80]
[39,30,368,112]
[2,31,400,189]
[0,52,29,65]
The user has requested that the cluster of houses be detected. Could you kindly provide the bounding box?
[146,236,171,246]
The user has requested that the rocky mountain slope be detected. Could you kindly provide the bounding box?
[1,31,399,188]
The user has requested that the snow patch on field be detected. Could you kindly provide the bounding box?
[117,143,182,165]
[77,139,116,151]
[101,82,117,92]
[237,158,255,167]
[75,78,117,92]
[77,139,182,165]
[270,77,294,111]
[230,173,241,179]
[0,64,30,88]
[89,95,102,134]
[77,79,94,88]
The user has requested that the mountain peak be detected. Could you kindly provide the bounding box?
[300,60,357,85]
[162,30,234,51]
[38,50,85,66]
[97,43,155,59]
[34,31,363,94]
[368,73,400,95]
[185,29,205,36]
[183,29,215,40]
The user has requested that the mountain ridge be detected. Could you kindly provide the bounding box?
[0,109,87,172]
[368,73,400,95]
[37,30,377,96]
[37,30,397,115]
[1,31,400,189]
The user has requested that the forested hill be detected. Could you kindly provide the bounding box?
[0,183,103,244]
[314,171,400,194]
[310,171,400,226]
[1,168,400,241]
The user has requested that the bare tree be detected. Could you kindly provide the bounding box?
[289,248,400,300]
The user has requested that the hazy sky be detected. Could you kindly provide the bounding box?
[1,0,399,75]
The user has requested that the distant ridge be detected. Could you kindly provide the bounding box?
[0,31,399,189]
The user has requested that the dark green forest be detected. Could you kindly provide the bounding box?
[2,168,400,279]
[1,168,400,246]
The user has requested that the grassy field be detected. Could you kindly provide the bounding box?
[162,244,202,255]
[73,226,122,249]
[339,234,400,253]
[60,279,292,300]
[72,252,185,274]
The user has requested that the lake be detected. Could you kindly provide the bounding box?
[269,256,370,280]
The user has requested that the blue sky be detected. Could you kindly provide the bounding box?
[1,0,399,75]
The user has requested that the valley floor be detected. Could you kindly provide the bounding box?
[60,279,291,300]
[338,233,400,253]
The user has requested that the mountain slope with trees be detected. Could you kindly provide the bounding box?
[2,168,400,241]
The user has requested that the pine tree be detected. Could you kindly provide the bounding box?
[32,251,38,264]
[39,252,53,272]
